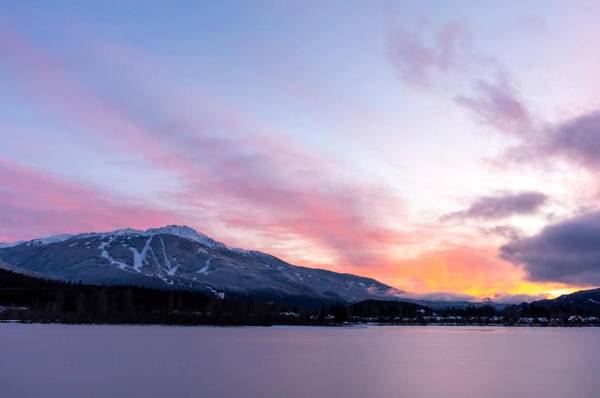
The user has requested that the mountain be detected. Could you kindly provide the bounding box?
[398,298,507,311]
[0,241,23,249]
[0,225,401,304]
[515,287,600,315]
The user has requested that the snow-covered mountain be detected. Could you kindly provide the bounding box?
[0,241,24,249]
[0,225,401,303]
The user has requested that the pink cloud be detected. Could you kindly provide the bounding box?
[157,129,407,268]
[0,22,196,179]
[0,23,407,270]
[0,158,184,242]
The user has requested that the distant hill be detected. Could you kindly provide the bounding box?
[511,288,600,317]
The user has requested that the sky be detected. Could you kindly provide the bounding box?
[2,0,600,302]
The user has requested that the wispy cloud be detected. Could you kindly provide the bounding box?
[0,158,182,242]
[455,73,533,136]
[481,225,523,241]
[0,23,406,269]
[388,20,471,88]
[457,74,600,177]
[443,191,547,221]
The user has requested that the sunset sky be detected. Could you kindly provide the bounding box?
[3,1,600,302]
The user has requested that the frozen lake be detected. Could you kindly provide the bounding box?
[1,324,599,398]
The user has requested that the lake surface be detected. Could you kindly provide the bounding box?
[1,324,599,398]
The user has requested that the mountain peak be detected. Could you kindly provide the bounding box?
[25,234,75,246]
[146,224,198,236]
[145,225,222,248]
[2,225,223,249]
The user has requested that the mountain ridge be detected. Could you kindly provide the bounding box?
[0,225,403,304]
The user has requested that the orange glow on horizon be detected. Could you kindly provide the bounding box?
[319,245,590,300]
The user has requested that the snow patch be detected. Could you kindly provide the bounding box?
[146,225,223,248]
[0,241,24,249]
[204,285,225,299]
[99,237,128,270]
[198,256,214,275]
[130,236,154,272]
[7,225,227,250]
[158,236,177,275]
[24,234,74,247]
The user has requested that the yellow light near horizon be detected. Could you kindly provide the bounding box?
[545,287,584,298]
[351,245,592,301]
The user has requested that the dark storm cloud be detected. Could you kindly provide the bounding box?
[500,211,600,285]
